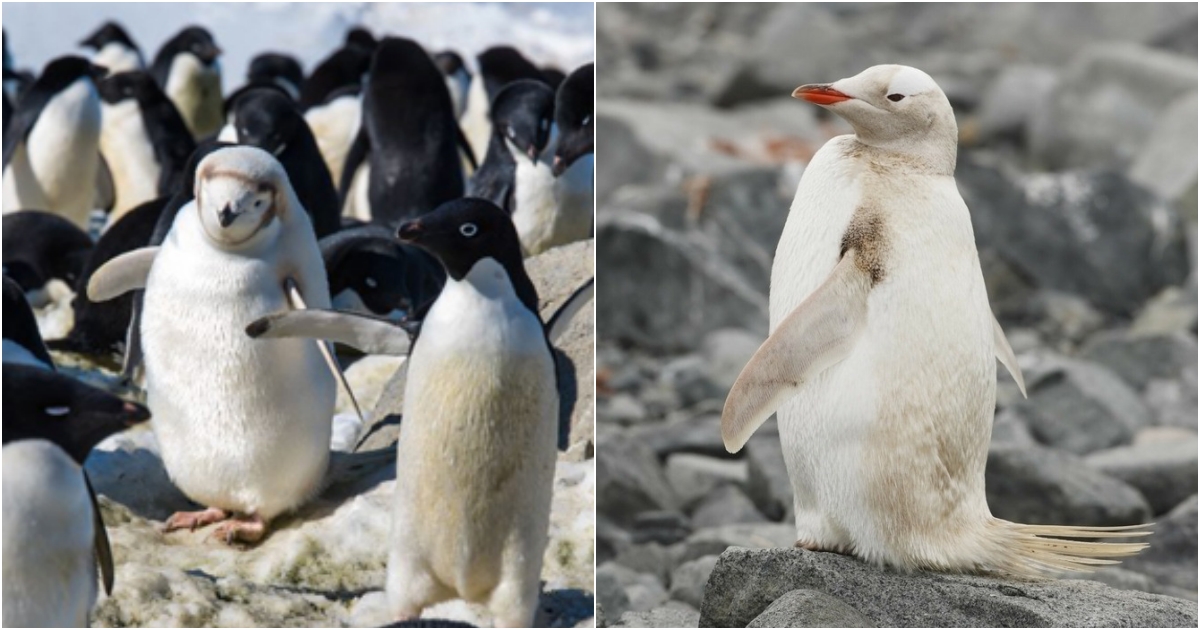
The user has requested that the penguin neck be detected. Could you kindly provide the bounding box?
[483,129,518,174]
[450,255,539,316]
[849,116,958,176]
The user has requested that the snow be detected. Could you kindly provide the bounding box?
[3,2,595,91]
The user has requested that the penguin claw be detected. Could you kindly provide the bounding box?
[211,515,266,546]
[163,507,229,533]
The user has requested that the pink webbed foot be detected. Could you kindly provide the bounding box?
[210,514,268,545]
[163,507,229,533]
[794,538,853,555]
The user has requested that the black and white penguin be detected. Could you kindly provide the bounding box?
[320,224,445,320]
[2,56,105,226]
[548,62,594,250]
[96,70,195,221]
[541,66,566,91]
[2,210,94,305]
[3,363,150,627]
[225,87,340,237]
[305,83,362,190]
[433,50,472,120]
[461,46,546,161]
[297,27,375,111]
[340,37,466,226]
[3,276,54,370]
[246,52,304,101]
[150,26,221,139]
[79,21,143,74]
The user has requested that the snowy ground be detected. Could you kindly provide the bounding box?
[3,2,595,89]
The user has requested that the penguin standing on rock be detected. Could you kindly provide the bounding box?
[2,56,105,226]
[721,64,1151,577]
[150,26,222,140]
[3,364,150,627]
[79,21,143,74]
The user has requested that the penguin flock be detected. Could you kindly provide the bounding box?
[3,18,593,628]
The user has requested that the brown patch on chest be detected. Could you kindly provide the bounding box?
[839,205,888,285]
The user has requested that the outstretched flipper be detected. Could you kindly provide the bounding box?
[84,473,114,596]
[86,247,160,302]
[546,277,594,346]
[283,279,368,424]
[721,252,872,453]
[246,308,411,356]
[992,313,1027,398]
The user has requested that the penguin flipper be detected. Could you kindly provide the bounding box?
[84,473,115,596]
[455,123,478,171]
[246,307,410,356]
[721,251,871,453]
[547,277,594,345]
[337,129,370,209]
[992,313,1027,398]
[283,280,369,425]
[87,247,160,302]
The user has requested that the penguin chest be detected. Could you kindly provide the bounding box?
[166,54,221,138]
[100,99,160,216]
[17,80,101,216]
[510,157,560,256]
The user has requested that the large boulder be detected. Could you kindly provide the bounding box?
[699,548,1197,628]
[1085,439,1197,516]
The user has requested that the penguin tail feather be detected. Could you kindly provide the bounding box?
[987,518,1153,578]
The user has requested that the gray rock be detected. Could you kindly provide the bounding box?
[700,328,764,394]
[670,555,720,608]
[1145,377,1200,431]
[632,510,692,546]
[1121,496,1198,592]
[747,589,876,628]
[700,548,1198,628]
[1016,357,1149,454]
[989,408,1037,448]
[1132,286,1200,337]
[665,453,748,508]
[975,65,1059,143]
[1085,440,1198,515]
[744,429,793,521]
[1081,331,1198,391]
[603,394,649,426]
[1129,92,1198,204]
[985,444,1153,527]
[596,562,668,615]
[660,355,724,408]
[596,115,666,205]
[596,567,632,623]
[672,523,796,568]
[597,433,679,526]
[690,484,770,529]
[612,601,700,629]
[960,159,1190,317]
[1030,43,1198,169]
[1063,566,1197,602]
[612,542,676,586]
[630,413,728,459]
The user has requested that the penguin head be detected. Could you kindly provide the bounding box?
[96,70,158,105]
[195,146,293,249]
[552,63,594,176]
[345,27,378,53]
[2,364,150,465]
[79,21,137,52]
[793,65,957,168]
[433,51,467,78]
[397,198,524,282]
[169,26,221,66]
[491,79,555,161]
[37,56,108,92]
[227,87,302,156]
[247,53,304,99]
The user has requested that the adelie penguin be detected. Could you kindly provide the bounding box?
[96,70,195,222]
[225,87,341,238]
[305,84,362,189]
[433,50,471,120]
[3,363,150,627]
[297,27,375,111]
[320,224,445,320]
[150,26,221,140]
[340,37,469,227]
[3,210,94,307]
[550,62,594,248]
[461,45,545,163]
[246,52,304,101]
[79,21,143,74]
[469,79,562,256]
[246,198,593,627]
[2,56,106,227]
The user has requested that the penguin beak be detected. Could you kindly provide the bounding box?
[89,63,110,81]
[793,84,852,106]
[218,204,237,228]
[397,220,424,243]
[527,145,539,161]
[122,401,150,426]
[552,155,566,177]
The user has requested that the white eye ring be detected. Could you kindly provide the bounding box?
[45,406,71,417]
[365,277,378,288]
[506,127,517,140]
[460,223,478,238]
[582,115,591,126]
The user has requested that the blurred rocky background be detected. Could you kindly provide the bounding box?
[594,4,1198,627]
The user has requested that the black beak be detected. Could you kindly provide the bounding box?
[218,204,236,227]
[122,401,151,426]
[89,64,110,81]
[199,44,221,64]
[397,220,423,243]
[552,155,566,177]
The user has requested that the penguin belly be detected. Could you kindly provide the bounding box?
[551,153,594,245]
[510,156,560,256]
[100,98,160,222]
[387,265,557,623]
[3,441,96,628]
[165,54,222,139]
[2,79,100,226]
[304,95,360,186]
[461,77,491,165]
[141,227,334,520]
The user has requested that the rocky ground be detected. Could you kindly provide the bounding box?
[595,4,1197,627]
[43,241,595,627]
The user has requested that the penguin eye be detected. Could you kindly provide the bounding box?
[887,94,905,102]
[506,126,517,140]
[459,223,478,238]
[581,115,591,126]
[365,276,378,289]
[45,406,71,417]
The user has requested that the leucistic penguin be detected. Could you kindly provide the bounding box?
[721,64,1150,577]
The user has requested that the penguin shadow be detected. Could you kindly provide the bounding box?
[553,348,579,452]
[85,446,194,522]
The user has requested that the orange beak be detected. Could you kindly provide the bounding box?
[792,84,852,106]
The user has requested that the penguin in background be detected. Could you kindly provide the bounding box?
[549,62,595,246]
[96,71,195,222]
[2,56,106,227]
[434,50,472,120]
[225,87,340,238]
[320,225,445,321]
[461,46,546,163]
[3,276,55,370]
[305,84,362,190]
[79,21,143,74]
[246,53,304,101]
[339,37,468,227]
[2,210,94,307]
[150,26,221,140]
[541,66,566,91]
[3,364,150,627]
[469,79,560,256]
[297,27,375,111]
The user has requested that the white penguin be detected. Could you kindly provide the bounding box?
[722,65,1149,577]
[3,364,151,627]
[2,57,103,227]
[87,145,336,544]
